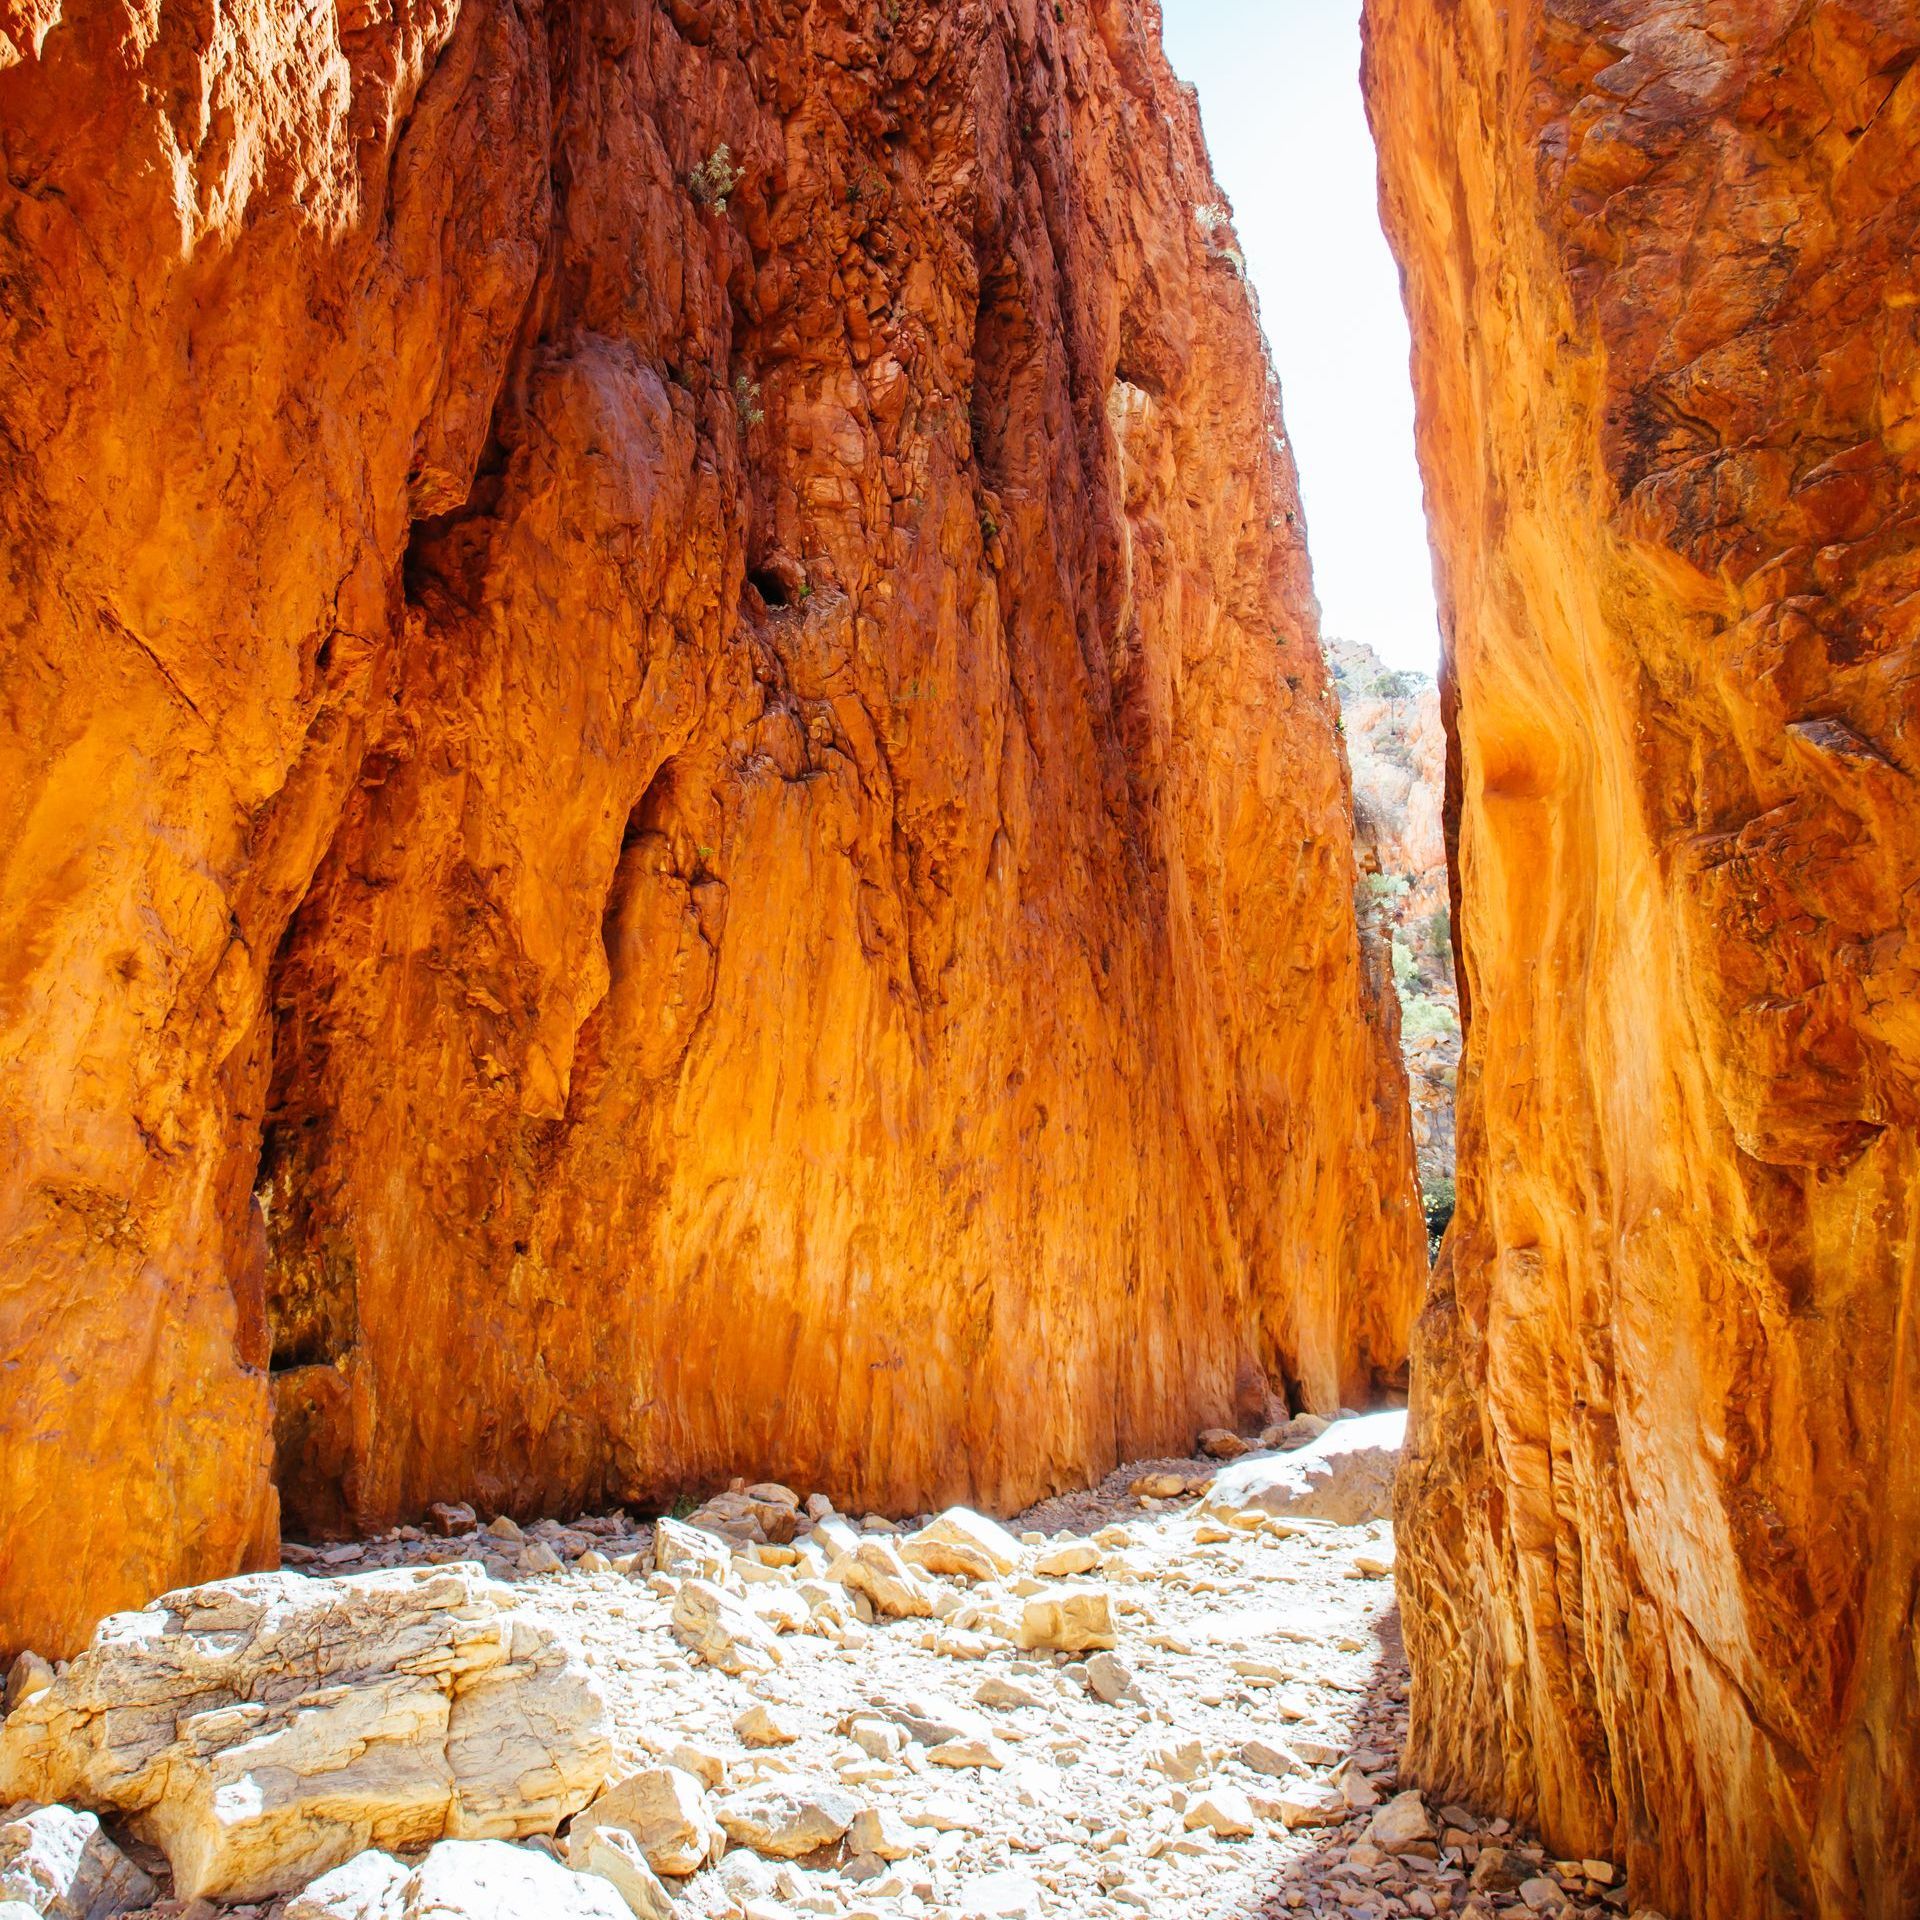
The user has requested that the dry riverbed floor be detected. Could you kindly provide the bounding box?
[100,1444,1637,1920]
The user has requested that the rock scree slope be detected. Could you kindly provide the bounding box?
[1365,1,1920,1915]
[0,0,1422,1661]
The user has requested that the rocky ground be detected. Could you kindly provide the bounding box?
[5,1423,1651,1920]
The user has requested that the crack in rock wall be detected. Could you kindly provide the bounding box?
[1363,1,1920,1914]
[0,0,1423,1661]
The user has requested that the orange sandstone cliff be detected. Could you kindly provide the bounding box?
[0,0,1421,1659]
[1366,1,1920,1915]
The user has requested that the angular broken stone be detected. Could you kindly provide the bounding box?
[1184,1785,1255,1838]
[1240,1738,1301,1777]
[714,1783,858,1858]
[4,1655,55,1719]
[1368,1789,1434,1851]
[0,1567,611,1903]
[516,1540,564,1576]
[1082,1651,1136,1704]
[1016,1585,1116,1652]
[1275,1780,1347,1829]
[734,1703,801,1748]
[830,1540,936,1620]
[973,1676,1046,1712]
[900,1509,1024,1582]
[848,1807,917,1861]
[426,1503,477,1538]
[1197,1428,1250,1459]
[671,1579,784,1674]
[925,1736,1008,1770]
[282,1849,410,1919]
[564,1824,678,1919]
[1205,1412,1404,1527]
[1031,1540,1101,1578]
[400,1839,628,1918]
[570,1766,721,1877]
[0,1802,156,1919]
[653,1518,729,1583]
[955,1867,1047,1918]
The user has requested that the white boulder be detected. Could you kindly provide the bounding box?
[1205,1411,1406,1526]
[0,1565,611,1903]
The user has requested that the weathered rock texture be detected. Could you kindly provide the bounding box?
[0,1566,611,1900]
[1331,640,1457,1232]
[0,0,1421,1658]
[1365,2,1920,1915]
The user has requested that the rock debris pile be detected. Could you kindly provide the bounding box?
[2,1419,1668,1920]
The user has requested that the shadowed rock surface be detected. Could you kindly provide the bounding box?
[1365,1,1920,1913]
[0,0,1421,1660]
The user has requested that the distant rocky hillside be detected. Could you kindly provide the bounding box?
[1329,641,1456,1251]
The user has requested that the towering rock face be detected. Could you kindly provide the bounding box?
[1365,2,1920,1915]
[0,0,1421,1658]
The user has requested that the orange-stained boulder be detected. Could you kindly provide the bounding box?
[0,0,1421,1658]
[1365,1,1920,1915]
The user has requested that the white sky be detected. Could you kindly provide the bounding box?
[1160,0,1441,672]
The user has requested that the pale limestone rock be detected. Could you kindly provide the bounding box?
[670,1582,783,1675]
[954,1868,1046,1918]
[0,1803,154,1918]
[1030,1541,1100,1579]
[1183,1786,1255,1838]
[830,1542,935,1620]
[925,1737,1008,1770]
[1082,1653,1135,1704]
[665,1745,726,1792]
[1205,1412,1405,1527]
[714,1784,857,1858]
[282,1850,410,1919]
[1275,1780,1347,1829]
[0,1567,611,1903]
[1015,1587,1115,1653]
[901,1510,1023,1583]
[564,1825,678,1919]
[401,1839,627,1917]
[973,1677,1046,1712]
[571,1768,720,1878]
[653,1521,728,1584]
[733,1705,800,1749]
[848,1808,917,1861]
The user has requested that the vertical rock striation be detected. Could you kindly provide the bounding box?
[1365,2,1920,1914]
[0,0,1421,1658]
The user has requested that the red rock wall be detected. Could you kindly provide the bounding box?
[1364,1,1920,1913]
[0,0,1422,1658]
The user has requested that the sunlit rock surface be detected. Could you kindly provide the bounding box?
[1365,1,1920,1914]
[0,0,1421,1659]
[1330,640,1457,1239]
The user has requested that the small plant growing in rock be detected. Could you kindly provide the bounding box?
[733,374,764,428]
[689,143,740,212]
[979,509,1000,544]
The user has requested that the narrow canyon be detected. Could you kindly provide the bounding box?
[0,1,1914,1918]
